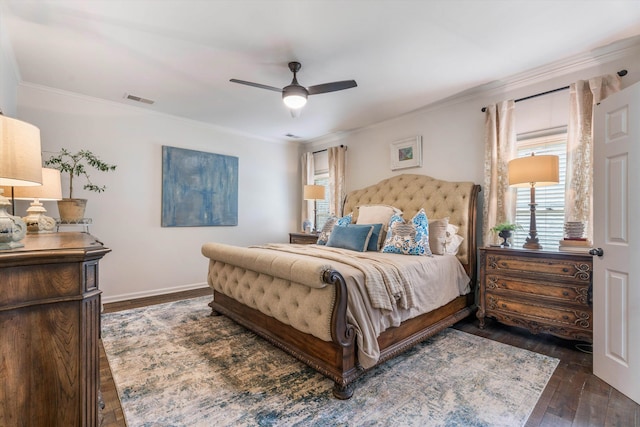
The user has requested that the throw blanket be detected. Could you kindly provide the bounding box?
[255,243,416,311]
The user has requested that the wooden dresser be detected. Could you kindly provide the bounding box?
[0,232,110,426]
[478,247,593,343]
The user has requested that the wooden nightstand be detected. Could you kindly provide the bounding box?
[477,247,593,342]
[289,232,319,245]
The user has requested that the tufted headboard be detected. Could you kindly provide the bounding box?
[342,174,481,277]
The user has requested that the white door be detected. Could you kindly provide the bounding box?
[592,81,640,404]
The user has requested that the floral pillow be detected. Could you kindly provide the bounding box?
[317,213,353,245]
[443,223,465,255]
[382,208,432,256]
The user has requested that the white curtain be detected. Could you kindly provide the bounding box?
[328,146,347,216]
[482,100,517,246]
[300,152,315,230]
[565,73,621,241]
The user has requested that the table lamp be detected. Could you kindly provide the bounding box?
[508,153,559,250]
[8,168,62,233]
[303,184,326,232]
[0,113,43,249]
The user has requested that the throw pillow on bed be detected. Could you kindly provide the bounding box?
[444,223,465,255]
[382,208,432,256]
[428,217,449,255]
[326,224,374,252]
[349,223,383,251]
[317,213,352,245]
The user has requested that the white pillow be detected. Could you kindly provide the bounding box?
[428,217,449,255]
[443,223,464,255]
[357,204,402,226]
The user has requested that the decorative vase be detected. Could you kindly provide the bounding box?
[498,230,512,247]
[57,198,87,222]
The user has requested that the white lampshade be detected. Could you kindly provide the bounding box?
[508,154,559,188]
[303,184,325,200]
[10,168,62,201]
[0,114,43,187]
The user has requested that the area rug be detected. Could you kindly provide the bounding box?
[101,296,558,427]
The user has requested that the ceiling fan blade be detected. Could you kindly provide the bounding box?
[308,80,357,95]
[229,79,282,93]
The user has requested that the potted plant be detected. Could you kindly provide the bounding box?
[44,148,117,222]
[491,222,523,247]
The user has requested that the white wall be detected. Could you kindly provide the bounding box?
[308,40,640,245]
[16,85,300,302]
[0,11,18,115]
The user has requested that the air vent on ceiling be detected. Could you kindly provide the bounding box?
[124,93,155,105]
[285,133,302,139]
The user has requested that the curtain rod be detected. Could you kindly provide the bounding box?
[480,69,628,112]
[313,144,346,154]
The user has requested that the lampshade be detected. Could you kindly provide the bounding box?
[0,114,43,186]
[9,168,62,201]
[508,154,559,188]
[283,85,308,109]
[303,184,325,200]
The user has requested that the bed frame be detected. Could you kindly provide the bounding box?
[205,174,481,399]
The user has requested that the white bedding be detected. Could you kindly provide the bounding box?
[255,243,471,369]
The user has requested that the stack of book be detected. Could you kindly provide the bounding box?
[559,221,591,253]
[559,238,591,253]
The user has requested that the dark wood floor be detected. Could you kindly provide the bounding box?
[99,289,639,427]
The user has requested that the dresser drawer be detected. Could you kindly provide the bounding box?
[486,294,591,330]
[484,252,591,284]
[485,274,590,307]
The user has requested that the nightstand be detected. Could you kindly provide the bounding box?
[477,247,593,342]
[289,232,319,245]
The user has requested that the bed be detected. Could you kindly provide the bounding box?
[201,174,481,399]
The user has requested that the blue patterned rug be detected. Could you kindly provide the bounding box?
[101,296,558,427]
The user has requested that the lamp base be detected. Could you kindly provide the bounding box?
[23,201,56,233]
[0,197,27,250]
[523,240,543,250]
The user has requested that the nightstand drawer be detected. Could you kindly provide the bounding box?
[485,253,591,284]
[485,275,590,307]
[289,232,319,245]
[486,294,592,330]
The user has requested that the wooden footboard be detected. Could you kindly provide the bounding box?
[209,272,475,399]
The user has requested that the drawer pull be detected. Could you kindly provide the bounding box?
[563,315,569,320]
[563,291,569,296]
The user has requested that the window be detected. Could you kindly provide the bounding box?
[512,128,567,250]
[314,173,330,230]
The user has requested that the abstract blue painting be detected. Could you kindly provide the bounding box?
[161,146,238,227]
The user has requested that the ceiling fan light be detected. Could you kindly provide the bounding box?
[282,85,308,109]
[283,95,307,109]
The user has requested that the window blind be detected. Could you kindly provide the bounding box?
[512,131,567,250]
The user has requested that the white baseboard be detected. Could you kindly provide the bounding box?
[101,282,209,304]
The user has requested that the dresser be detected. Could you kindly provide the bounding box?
[477,247,593,342]
[0,232,110,426]
[289,232,319,245]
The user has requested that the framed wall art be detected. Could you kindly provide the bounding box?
[161,145,238,227]
[390,136,422,170]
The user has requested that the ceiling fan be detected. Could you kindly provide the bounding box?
[230,62,357,113]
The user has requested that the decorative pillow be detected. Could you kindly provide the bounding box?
[326,224,374,252]
[317,213,352,245]
[382,208,432,256]
[444,223,465,255]
[428,217,449,255]
[349,223,383,251]
[356,204,402,228]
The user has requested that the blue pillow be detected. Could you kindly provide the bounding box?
[382,209,432,256]
[326,224,374,252]
[349,223,383,251]
[317,213,352,245]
